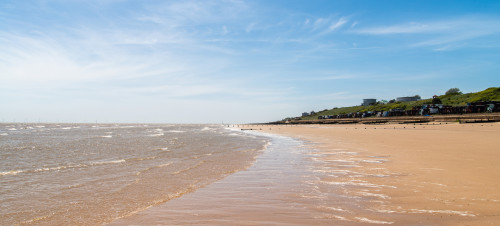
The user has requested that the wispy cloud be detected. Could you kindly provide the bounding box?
[245,23,256,33]
[307,16,348,34]
[353,16,500,50]
[286,74,358,81]
[354,22,447,34]
[328,17,348,32]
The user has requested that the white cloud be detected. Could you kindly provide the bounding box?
[355,17,500,35]
[306,16,349,35]
[355,22,445,34]
[353,17,500,50]
[328,17,348,32]
[312,18,328,30]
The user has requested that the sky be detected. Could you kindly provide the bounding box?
[1,0,500,123]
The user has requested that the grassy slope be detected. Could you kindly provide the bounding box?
[300,87,500,120]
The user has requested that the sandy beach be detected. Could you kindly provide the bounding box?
[108,122,499,225]
[244,122,500,225]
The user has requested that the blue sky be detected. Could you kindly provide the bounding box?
[1,0,500,123]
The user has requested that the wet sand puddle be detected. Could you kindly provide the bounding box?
[110,132,413,225]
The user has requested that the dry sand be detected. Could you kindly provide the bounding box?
[247,122,500,225]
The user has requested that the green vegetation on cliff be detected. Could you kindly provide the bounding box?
[299,87,500,120]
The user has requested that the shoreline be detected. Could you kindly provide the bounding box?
[267,112,500,125]
[246,122,500,225]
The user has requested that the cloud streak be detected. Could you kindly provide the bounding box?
[353,16,500,50]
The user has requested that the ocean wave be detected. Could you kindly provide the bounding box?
[149,133,164,137]
[408,209,475,217]
[201,127,215,131]
[3,159,128,177]
[361,159,387,164]
[101,135,113,138]
[165,130,185,133]
[355,217,394,224]
[90,159,126,166]
[135,162,173,176]
[171,161,205,175]
[356,191,390,199]
[127,156,157,162]
[321,180,397,189]
[34,165,70,172]
[0,170,24,176]
[0,133,8,136]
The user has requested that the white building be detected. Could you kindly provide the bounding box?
[396,96,421,102]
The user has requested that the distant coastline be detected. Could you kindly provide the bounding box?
[276,87,500,124]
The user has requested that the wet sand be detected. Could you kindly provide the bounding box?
[250,122,500,225]
[110,132,409,225]
[109,122,500,225]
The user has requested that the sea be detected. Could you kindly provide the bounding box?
[0,123,268,225]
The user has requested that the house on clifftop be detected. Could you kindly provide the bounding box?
[396,96,421,102]
[362,99,377,106]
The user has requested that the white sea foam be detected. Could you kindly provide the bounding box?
[149,133,164,137]
[355,217,394,224]
[322,180,397,189]
[61,127,72,130]
[0,133,8,136]
[325,159,356,163]
[34,165,69,172]
[101,135,112,138]
[409,209,475,217]
[201,127,215,131]
[0,170,23,176]
[361,159,388,163]
[336,151,358,155]
[157,162,172,168]
[165,130,185,133]
[326,215,350,221]
[90,159,126,166]
[357,191,390,199]
[375,209,398,214]
[322,206,349,212]
[8,128,17,131]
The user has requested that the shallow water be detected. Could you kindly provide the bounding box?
[109,131,400,225]
[0,123,267,225]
